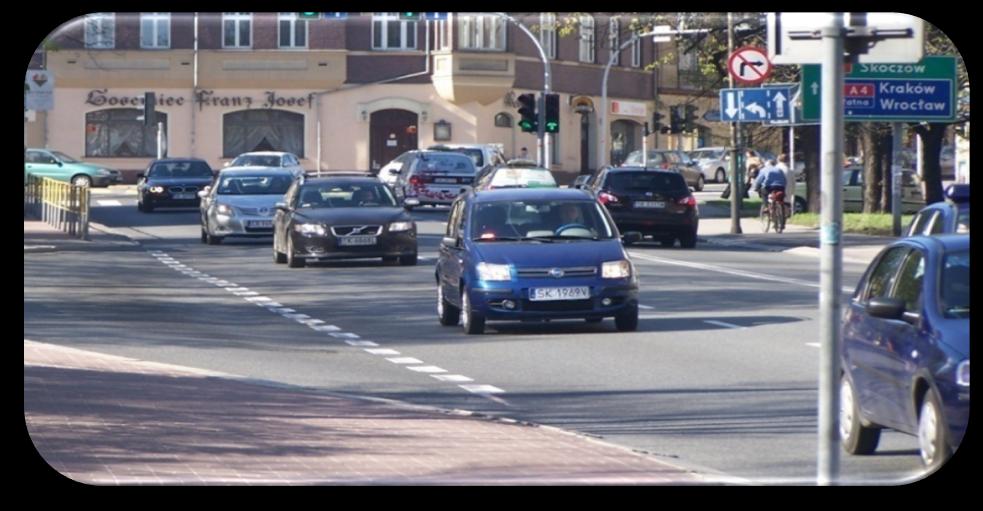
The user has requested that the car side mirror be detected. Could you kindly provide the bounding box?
[56,161,63,167]
[404,198,420,209]
[622,232,642,244]
[866,297,906,321]
[275,201,289,211]
[223,161,231,167]
[389,168,402,175]
[441,236,460,249]
[136,173,145,179]
[197,188,210,199]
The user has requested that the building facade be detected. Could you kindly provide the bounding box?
[26,12,724,181]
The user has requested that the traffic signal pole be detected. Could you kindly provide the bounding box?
[727,13,742,234]
[496,13,551,168]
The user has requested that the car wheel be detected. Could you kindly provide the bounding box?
[614,304,638,332]
[839,373,881,455]
[382,256,399,265]
[695,175,705,192]
[659,237,675,248]
[273,238,287,264]
[716,168,727,183]
[399,253,418,266]
[286,238,304,268]
[437,284,460,326]
[461,289,485,335]
[679,230,697,249]
[918,388,951,470]
[71,175,92,187]
[206,231,223,245]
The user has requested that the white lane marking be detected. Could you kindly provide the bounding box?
[299,319,325,326]
[233,291,259,297]
[260,302,284,308]
[806,343,821,348]
[330,332,360,339]
[386,357,424,365]
[96,199,122,206]
[310,325,341,332]
[226,287,250,293]
[459,384,506,394]
[704,320,746,330]
[214,281,233,287]
[407,366,448,374]
[364,348,400,356]
[629,251,855,294]
[273,308,295,314]
[431,374,474,383]
[282,313,311,320]
[245,296,272,303]
[639,304,655,310]
[345,340,379,347]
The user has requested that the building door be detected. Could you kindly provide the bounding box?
[580,113,591,173]
[370,109,418,172]
[610,120,640,167]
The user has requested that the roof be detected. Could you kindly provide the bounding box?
[607,166,683,175]
[301,175,380,185]
[151,158,209,164]
[429,144,499,151]
[472,187,592,203]
[219,166,295,176]
[898,234,970,252]
[234,151,293,156]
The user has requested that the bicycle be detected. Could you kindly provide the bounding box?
[758,189,787,233]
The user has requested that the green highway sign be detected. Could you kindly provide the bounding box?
[801,56,957,122]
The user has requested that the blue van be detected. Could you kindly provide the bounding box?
[435,188,640,334]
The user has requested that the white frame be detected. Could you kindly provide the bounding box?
[540,13,556,59]
[579,15,595,63]
[631,35,641,68]
[609,17,620,66]
[277,12,308,49]
[140,13,171,49]
[371,12,417,51]
[84,13,115,49]
[222,12,253,49]
[458,13,505,51]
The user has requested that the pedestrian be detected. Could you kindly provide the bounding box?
[518,147,529,160]
[775,153,797,216]
[743,150,763,198]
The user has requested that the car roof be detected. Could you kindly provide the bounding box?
[151,158,209,164]
[430,144,495,150]
[234,151,291,157]
[606,167,683,175]
[301,175,380,185]
[219,166,295,175]
[472,187,592,203]
[415,150,473,157]
[897,234,970,252]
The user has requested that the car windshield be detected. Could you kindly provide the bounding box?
[50,151,80,163]
[149,161,213,178]
[489,168,557,189]
[233,155,282,167]
[941,250,969,319]
[416,154,476,174]
[471,200,615,241]
[216,174,293,195]
[296,182,397,208]
[695,149,724,160]
[606,172,689,194]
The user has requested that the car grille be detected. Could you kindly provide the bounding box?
[515,266,598,279]
[331,225,383,236]
[238,207,275,217]
[522,299,594,312]
[167,186,199,193]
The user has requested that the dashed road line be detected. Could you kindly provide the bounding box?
[406,366,448,374]
[431,374,474,383]
[459,384,506,394]
[364,348,400,356]
[386,357,424,365]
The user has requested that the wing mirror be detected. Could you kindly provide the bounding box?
[866,297,906,320]
[403,198,420,210]
[389,168,401,175]
[197,186,211,199]
[441,236,460,248]
[621,232,642,244]
[275,201,289,211]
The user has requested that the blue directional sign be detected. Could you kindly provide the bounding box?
[322,12,348,19]
[425,12,449,20]
[718,87,793,123]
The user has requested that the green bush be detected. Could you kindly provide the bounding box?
[788,213,914,235]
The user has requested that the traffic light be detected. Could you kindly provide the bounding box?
[516,93,538,133]
[297,13,319,20]
[544,93,559,133]
[399,12,421,20]
[683,105,699,133]
[143,92,156,127]
[669,105,683,134]
[652,111,667,134]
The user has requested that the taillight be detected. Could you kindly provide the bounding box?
[677,195,696,207]
[599,192,619,205]
[409,176,423,186]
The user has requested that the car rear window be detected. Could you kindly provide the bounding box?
[415,154,476,174]
[605,172,688,194]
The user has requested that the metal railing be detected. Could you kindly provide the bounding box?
[24,175,90,240]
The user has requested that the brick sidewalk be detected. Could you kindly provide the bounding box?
[24,340,720,485]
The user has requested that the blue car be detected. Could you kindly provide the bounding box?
[435,188,641,335]
[840,235,969,470]
[905,184,969,236]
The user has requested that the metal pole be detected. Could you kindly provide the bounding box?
[892,122,903,236]
[497,13,551,168]
[817,13,845,486]
[157,121,164,160]
[790,125,796,212]
[600,32,660,168]
[727,13,742,234]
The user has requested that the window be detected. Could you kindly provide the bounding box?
[678,44,698,85]
[540,13,556,59]
[140,13,170,49]
[436,16,450,50]
[278,13,308,48]
[84,13,115,49]
[85,109,168,158]
[863,247,909,301]
[631,33,641,67]
[372,13,416,50]
[891,250,924,313]
[458,14,505,51]
[579,15,595,63]
[223,13,252,48]
[609,17,620,65]
[223,110,304,158]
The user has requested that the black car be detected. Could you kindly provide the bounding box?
[586,167,699,248]
[272,175,419,268]
[137,158,215,212]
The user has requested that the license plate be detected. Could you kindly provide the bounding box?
[339,236,377,246]
[247,220,273,228]
[635,201,665,208]
[172,193,195,200]
[434,178,458,184]
[529,287,591,301]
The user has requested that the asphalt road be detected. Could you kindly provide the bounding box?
[23,188,933,484]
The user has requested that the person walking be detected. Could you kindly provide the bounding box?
[518,147,529,160]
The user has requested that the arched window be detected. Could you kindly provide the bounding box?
[223,109,304,158]
[85,108,168,157]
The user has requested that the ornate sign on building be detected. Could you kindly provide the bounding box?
[84,89,318,111]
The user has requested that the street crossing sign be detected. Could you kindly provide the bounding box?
[719,86,793,123]
[728,47,772,85]
[801,56,957,122]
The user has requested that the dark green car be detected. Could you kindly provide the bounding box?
[24,148,122,187]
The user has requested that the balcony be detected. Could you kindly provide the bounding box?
[431,52,515,105]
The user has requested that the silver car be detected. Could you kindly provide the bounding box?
[689,147,732,184]
[199,167,296,244]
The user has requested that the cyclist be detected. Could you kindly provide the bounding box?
[753,159,788,229]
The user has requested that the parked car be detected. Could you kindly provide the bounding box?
[689,147,732,184]
[393,151,478,208]
[435,187,640,335]
[24,148,122,187]
[427,143,507,175]
[226,151,305,178]
[376,151,416,187]
[794,166,925,214]
[622,149,704,191]
[905,184,969,236]
[137,158,215,212]
[586,167,699,248]
[840,234,969,470]
[473,166,557,191]
[199,167,296,244]
[272,175,418,268]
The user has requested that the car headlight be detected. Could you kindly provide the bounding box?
[602,260,632,279]
[389,221,414,232]
[957,359,969,387]
[476,262,512,281]
[216,203,233,215]
[294,223,327,236]
[149,185,165,194]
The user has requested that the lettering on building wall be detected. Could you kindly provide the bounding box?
[86,89,185,107]
[85,89,316,112]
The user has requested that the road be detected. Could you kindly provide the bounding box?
[23,187,932,484]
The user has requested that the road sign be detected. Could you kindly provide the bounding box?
[25,69,53,111]
[768,12,924,65]
[719,87,793,123]
[728,47,772,85]
[801,56,957,122]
